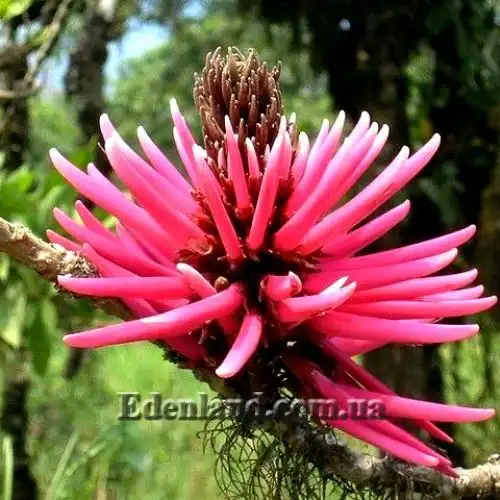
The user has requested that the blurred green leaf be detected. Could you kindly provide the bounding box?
[0,286,26,348]
[0,254,10,282]
[2,436,13,500]
[0,0,35,20]
[27,299,55,376]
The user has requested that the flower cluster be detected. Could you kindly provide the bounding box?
[49,50,495,475]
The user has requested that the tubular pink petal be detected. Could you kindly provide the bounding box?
[82,243,131,277]
[113,131,198,212]
[216,312,263,378]
[300,135,441,255]
[137,125,192,194]
[57,276,193,299]
[119,297,205,361]
[331,418,440,467]
[245,138,260,178]
[336,384,495,423]
[423,285,484,301]
[176,263,217,298]
[105,137,206,247]
[284,112,346,219]
[309,335,453,442]
[275,123,378,251]
[309,311,479,343]
[99,113,116,140]
[275,282,356,323]
[74,201,114,239]
[123,223,178,270]
[289,132,310,187]
[63,284,243,348]
[115,223,152,259]
[261,272,302,302]
[171,99,199,186]
[225,116,251,211]
[392,134,441,192]
[327,124,390,206]
[323,200,410,257]
[279,132,293,180]
[349,269,479,303]
[247,131,284,252]
[338,296,497,319]
[314,122,379,213]
[46,230,81,252]
[193,147,243,262]
[176,263,239,334]
[306,368,448,465]
[298,146,410,254]
[86,162,117,188]
[50,148,178,259]
[323,225,475,271]
[173,127,199,187]
[305,249,458,293]
[330,338,387,357]
[54,208,174,277]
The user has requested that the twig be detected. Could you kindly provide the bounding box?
[0,214,499,499]
[0,216,131,320]
[0,0,76,136]
[0,85,40,101]
[22,0,75,90]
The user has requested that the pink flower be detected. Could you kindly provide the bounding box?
[49,98,495,474]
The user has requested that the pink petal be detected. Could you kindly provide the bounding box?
[137,125,192,194]
[193,146,243,263]
[225,116,251,212]
[310,311,479,344]
[349,269,478,303]
[308,368,448,465]
[46,230,81,252]
[50,148,178,260]
[171,99,199,186]
[323,226,475,271]
[115,223,152,259]
[261,272,302,302]
[74,200,114,239]
[216,312,263,378]
[286,114,346,215]
[275,281,356,323]
[58,276,193,299]
[176,263,239,334]
[309,335,453,442]
[105,136,206,249]
[336,383,495,423]
[298,146,410,254]
[245,138,261,178]
[300,135,441,255]
[326,124,390,209]
[306,249,458,293]
[289,132,310,187]
[422,285,484,301]
[323,200,410,258]
[276,122,378,251]
[54,208,175,277]
[338,296,496,319]
[247,119,285,252]
[329,338,387,357]
[64,284,243,348]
